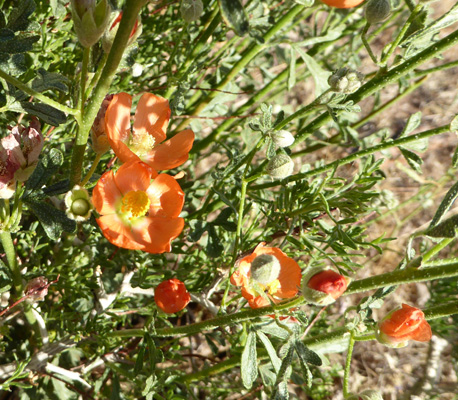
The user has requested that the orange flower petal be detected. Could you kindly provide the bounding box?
[144,129,194,171]
[410,320,432,342]
[137,216,185,253]
[114,161,157,194]
[133,93,170,144]
[146,173,184,218]
[96,214,143,250]
[105,93,134,163]
[92,170,122,215]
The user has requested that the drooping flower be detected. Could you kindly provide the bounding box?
[154,278,191,313]
[92,160,185,253]
[376,304,432,348]
[302,268,350,305]
[230,243,301,309]
[104,92,194,171]
[0,119,44,198]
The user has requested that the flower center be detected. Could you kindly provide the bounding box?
[250,254,281,285]
[129,131,156,158]
[121,190,150,219]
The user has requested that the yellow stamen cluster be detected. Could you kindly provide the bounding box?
[121,190,150,219]
[129,131,156,157]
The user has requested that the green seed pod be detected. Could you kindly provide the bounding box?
[250,254,281,285]
[328,67,364,94]
[346,390,383,400]
[364,0,391,24]
[65,185,93,222]
[181,0,204,23]
[271,130,295,148]
[266,153,294,179]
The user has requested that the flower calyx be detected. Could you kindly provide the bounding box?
[364,0,392,24]
[70,0,111,48]
[266,153,294,179]
[65,185,93,222]
[328,67,364,94]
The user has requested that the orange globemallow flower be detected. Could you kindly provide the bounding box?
[92,160,185,253]
[155,278,191,313]
[377,304,432,348]
[230,243,301,309]
[105,92,194,171]
[321,0,365,8]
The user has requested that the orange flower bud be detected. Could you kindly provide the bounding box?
[302,268,350,305]
[154,279,191,314]
[376,304,432,348]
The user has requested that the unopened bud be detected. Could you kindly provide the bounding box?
[302,267,350,306]
[346,390,383,400]
[181,0,204,23]
[266,153,294,179]
[250,254,281,285]
[91,94,113,154]
[328,68,364,94]
[70,0,111,48]
[364,0,391,24]
[65,185,93,221]
[271,130,294,148]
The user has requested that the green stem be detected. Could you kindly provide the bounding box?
[252,124,451,190]
[381,4,422,66]
[0,69,78,116]
[174,4,312,132]
[344,261,458,295]
[69,0,147,186]
[292,26,458,146]
[81,153,102,187]
[181,300,458,384]
[79,47,91,114]
[413,59,458,78]
[86,52,108,98]
[422,238,454,263]
[404,0,416,12]
[107,262,458,339]
[352,76,428,130]
[343,331,355,397]
[362,23,378,64]
[0,231,22,295]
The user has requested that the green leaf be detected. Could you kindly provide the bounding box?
[134,345,145,375]
[241,331,258,389]
[399,147,423,174]
[50,0,67,17]
[212,208,237,231]
[256,331,281,373]
[24,148,64,195]
[218,0,250,37]
[6,0,36,32]
[32,68,69,93]
[188,220,207,242]
[297,351,313,389]
[450,115,458,132]
[429,181,458,229]
[425,214,458,238]
[19,101,67,126]
[0,29,39,55]
[294,341,322,366]
[207,225,224,258]
[294,46,330,96]
[27,200,76,240]
[400,112,422,137]
[294,0,314,6]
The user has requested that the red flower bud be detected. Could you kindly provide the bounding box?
[377,304,432,348]
[154,279,190,314]
[302,268,350,306]
[307,270,348,299]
